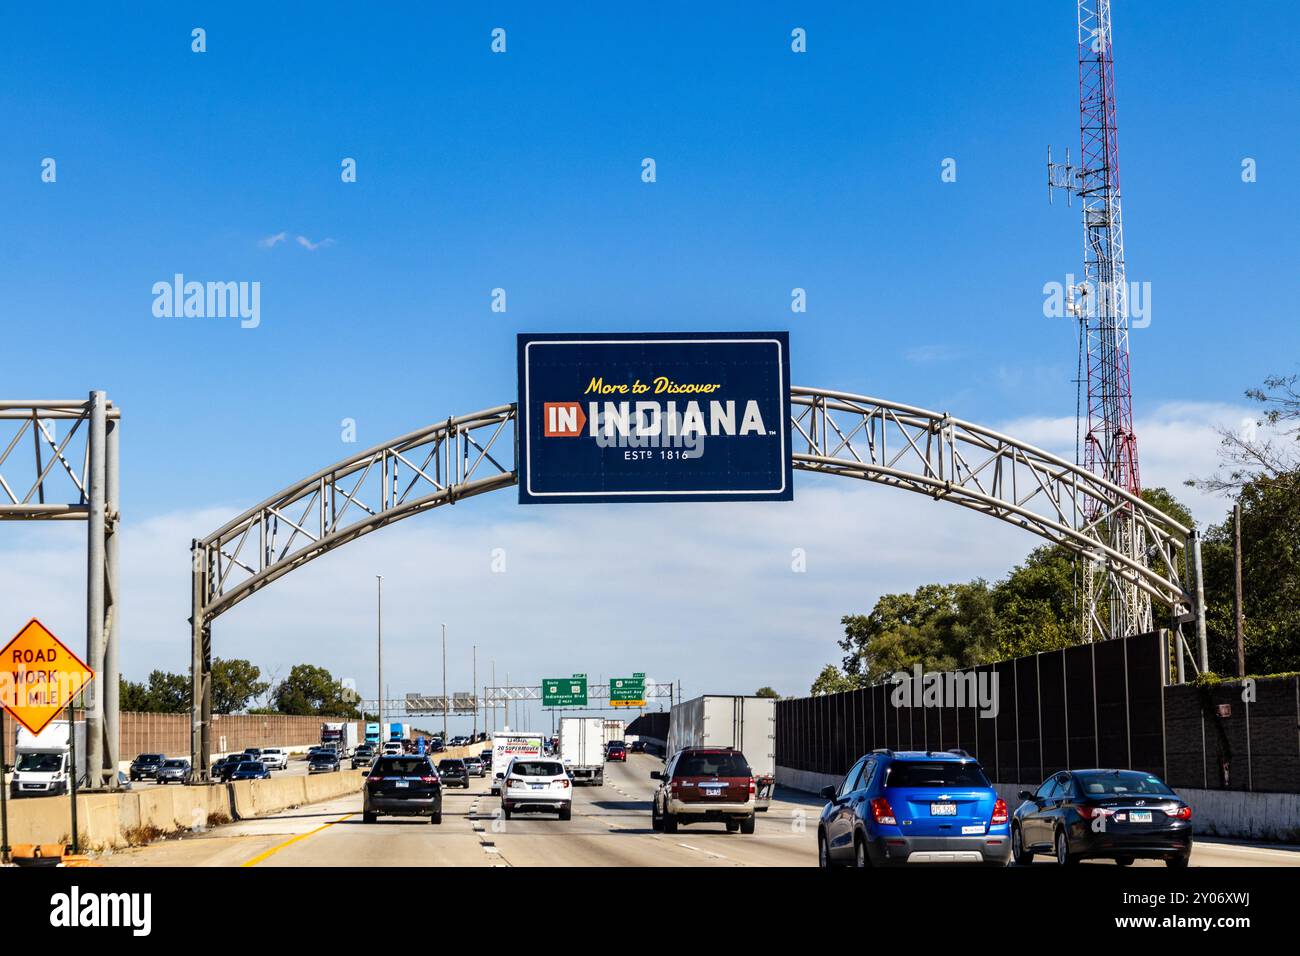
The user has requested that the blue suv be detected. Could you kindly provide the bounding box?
[817,749,1011,867]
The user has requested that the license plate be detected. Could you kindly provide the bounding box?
[701,786,724,797]
[1130,810,1152,823]
[395,780,409,788]
[930,802,957,816]
[530,783,545,790]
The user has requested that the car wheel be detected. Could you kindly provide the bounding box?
[740,815,756,835]
[363,812,376,824]
[1115,856,1134,867]
[818,830,837,868]
[559,806,572,821]
[430,811,442,825]
[1166,853,1190,869]
[503,806,512,820]
[1012,824,1034,865]
[726,820,740,833]
[1055,827,1077,866]
[854,835,868,868]
[651,800,663,832]
[663,810,678,834]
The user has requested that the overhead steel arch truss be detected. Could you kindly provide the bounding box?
[189,390,1204,778]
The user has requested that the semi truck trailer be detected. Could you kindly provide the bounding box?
[668,695,776,810]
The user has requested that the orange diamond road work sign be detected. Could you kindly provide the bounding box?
[0,618,93,735]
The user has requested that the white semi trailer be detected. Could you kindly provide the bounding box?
[668,695,777,810]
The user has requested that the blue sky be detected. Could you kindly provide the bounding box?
[1,3,1297,716]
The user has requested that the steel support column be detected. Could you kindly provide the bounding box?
[104,412,121,785]
[85,390,106,787]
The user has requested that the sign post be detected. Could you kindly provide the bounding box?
[66,700,79,855]
[0,706,9,864]
[0,618,94,858]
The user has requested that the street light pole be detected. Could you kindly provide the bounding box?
[441,623,448,744]
[376,575,383,745]
[472,644,478,740]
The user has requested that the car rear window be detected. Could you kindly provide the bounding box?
[511,761,563,777]
[1074,771,1173,796]
[673,752,751,778]
[236,762,262,771]
[377,758,431,776]
[438,760,464,770]
[884,761,990,788]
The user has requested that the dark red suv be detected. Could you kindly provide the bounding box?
[606,741,627,762]
[650,747,756,833]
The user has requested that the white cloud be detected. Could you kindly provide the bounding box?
[295,235,335,251]
[257,231,288,248]
[0,400,1249,718]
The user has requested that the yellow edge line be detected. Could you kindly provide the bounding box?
[241,812,355,867]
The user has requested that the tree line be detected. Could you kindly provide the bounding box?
[119,661,362,717]
[812,373,1300,695]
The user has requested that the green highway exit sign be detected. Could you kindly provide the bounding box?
[543,674,588,708]
[610,674,646,705]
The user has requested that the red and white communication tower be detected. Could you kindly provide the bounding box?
[1048,0,1150,640]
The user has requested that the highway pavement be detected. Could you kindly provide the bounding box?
[100,754,1300,867]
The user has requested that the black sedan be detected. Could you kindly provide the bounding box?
[363,755,443,824]
[229,760,271,781]
[211,754,246,782]
[1012,769,1192,867]
[129,753,165,781]
[437,758,470,788]
[309,751,341,774]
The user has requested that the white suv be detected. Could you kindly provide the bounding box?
[500,757,573,821]
[259,748,289,771]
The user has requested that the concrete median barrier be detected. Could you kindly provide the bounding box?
[4,769,363,852]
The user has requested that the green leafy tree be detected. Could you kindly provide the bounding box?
[272,664,360,717]
[119,676,149,712]
[211,657,269,714]
[1201,471,1300,675]
[810,665,856,696]
[820,486,1202,685]
[754,687,780,699]
[142,670,189,713]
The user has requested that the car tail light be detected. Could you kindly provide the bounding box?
[991,798,1008,824]
[1173,805,1192,820]
[748,778,756,795]
[557,778,571,789]
[367,776,384,785]
[870,797,897,826]
[669,779,680,793]
[420,776,437,784]
[508,777,524,789]
[1076,805,1097,819]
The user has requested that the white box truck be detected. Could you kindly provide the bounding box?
[560,717,606,785]
[668,695,776,810]
[489,731,545,794]
[10,720,89,798]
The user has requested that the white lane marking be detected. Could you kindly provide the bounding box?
[677,842,729,861]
